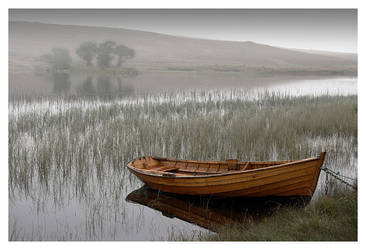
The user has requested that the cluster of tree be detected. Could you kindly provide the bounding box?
[76,41,135,68]
[38,41,135,72]
[39,48,72,72]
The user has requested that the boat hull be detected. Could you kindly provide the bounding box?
[127,153,326,197]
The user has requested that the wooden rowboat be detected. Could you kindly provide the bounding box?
[126,152,326,197]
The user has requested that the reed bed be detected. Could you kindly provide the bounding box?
[8,89,357,240]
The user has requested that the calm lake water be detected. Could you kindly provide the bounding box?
[9,70,357,98]
[8,72,357,240]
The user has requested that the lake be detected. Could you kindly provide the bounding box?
[9,70,357,98]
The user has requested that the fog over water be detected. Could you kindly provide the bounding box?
[8,10,357,98]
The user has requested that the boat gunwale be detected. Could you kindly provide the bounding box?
[126,155,322,179]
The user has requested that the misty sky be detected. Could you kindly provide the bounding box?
[9,9,357,53]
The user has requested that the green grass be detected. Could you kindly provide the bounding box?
[198,190,357,241]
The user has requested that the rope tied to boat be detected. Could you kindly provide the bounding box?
[321,167,357,194]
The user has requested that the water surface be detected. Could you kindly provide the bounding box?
[9,69,357,98]
[8,72,357,240]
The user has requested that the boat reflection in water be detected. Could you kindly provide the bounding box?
[126,186,311,233]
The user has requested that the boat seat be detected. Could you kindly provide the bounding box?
[176,168,222,174]
[152,166,180,172]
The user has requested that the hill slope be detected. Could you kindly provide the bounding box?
[9,21,357,74]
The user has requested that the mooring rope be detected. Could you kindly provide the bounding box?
[321,167,357,193]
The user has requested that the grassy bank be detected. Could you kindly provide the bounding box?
[197,190,357,241]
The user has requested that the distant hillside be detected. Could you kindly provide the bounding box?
[9,21,357,75]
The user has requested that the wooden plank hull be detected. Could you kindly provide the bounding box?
[127,152,326,197]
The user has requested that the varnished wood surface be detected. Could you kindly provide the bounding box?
[126,152,326,197]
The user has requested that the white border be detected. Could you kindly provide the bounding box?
[2,1,363,250]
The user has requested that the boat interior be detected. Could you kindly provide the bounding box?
[130,156,294,176]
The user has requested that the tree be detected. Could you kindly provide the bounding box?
[96,41,116,69]
[51,48,71,71]
[76,42,97,66]
[39,48,71,72]
[114,44,135,67]
[53,71,71,93]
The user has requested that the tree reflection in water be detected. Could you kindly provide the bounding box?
[52,72,71,94]
[77,76,96,96]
